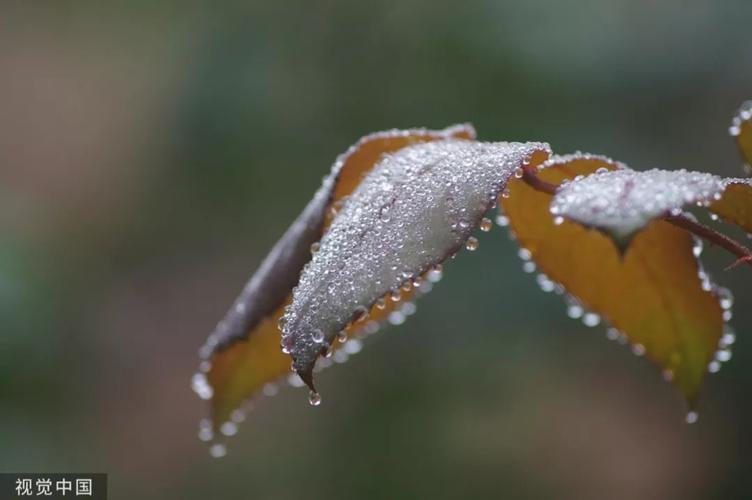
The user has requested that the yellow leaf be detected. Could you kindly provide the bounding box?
[502,155,725,406]
[709,181,752,233]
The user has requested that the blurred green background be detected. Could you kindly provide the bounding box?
[2,1,752,499]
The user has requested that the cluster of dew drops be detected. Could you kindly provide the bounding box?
[285,220,493,409]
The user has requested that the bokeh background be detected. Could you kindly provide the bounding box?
[2,1,752,499]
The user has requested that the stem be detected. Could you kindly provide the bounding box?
[520,165,752,269]
[663,214,752,269]
[521,165,558,195]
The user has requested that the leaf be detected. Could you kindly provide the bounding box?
[195,125,477,444]
[550,168,726,248]
[708,179,752,234]
[283,140,551,390]
[730,100,752,169]
[502,154,728,407]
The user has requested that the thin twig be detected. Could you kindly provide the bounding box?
[520,166,752,269]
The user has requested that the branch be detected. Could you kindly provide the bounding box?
[520,165,752,269]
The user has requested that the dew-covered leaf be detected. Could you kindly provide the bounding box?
[282,140,550,390]
[503,154,728,406]
[194,125,476,444]
[730,100,752,170]
[550,168,726,249]
[708,179,752,233]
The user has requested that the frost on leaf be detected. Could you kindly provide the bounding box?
[503,154,728,406]
[195,125,476,447]
[282,140,550,390]
[550,168,726,250]
[730,100,752,171]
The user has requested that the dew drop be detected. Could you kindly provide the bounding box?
[566,304,583,319]
[685,411,699,424]
[198,424,213,442]
[495,214,509,227]
[312,329,325,343]
[310,242,321,254]
[582,312,601,327]
[220,422,238,437]
[388,310,406,325]
[209,443,227,458]
[715,349,732,362]
[465,236,479,251]
[191,373,213,400]
[479,217,493,232]
[308,390,322,406]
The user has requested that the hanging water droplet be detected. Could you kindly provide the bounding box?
[209,443,227,458]
[495,214,509,227]
[198,422,213,442]
[220,421,238,437]
[191,373,213,400]
[310,242,321,254]
[479,217,493,232]
[715,349,732,362]
[465,236,479,251]
[582,312,601,327]
[391,290,402,302]
[308,390,322,406]
[375,297,387,309]
[566,304,583,319]
[631,344,646,356]
[388,310,406,325]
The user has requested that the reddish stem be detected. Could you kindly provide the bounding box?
[664,214,752,269]
[521,165,558,195]
[520,165,752,269]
